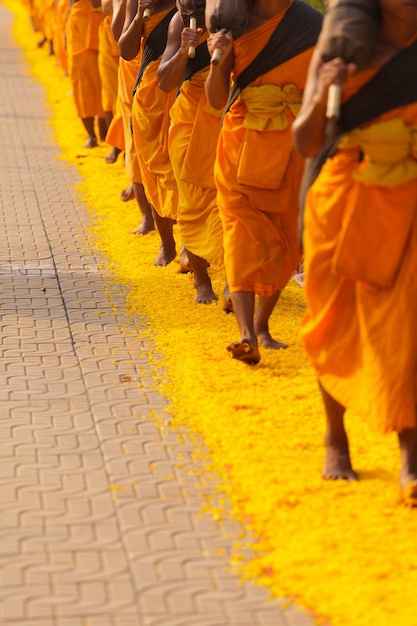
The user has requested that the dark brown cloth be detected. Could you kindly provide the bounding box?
[317,0,380,70]
[204,0,249,39]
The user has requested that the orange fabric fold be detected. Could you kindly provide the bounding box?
[54,0,70,74]
[118,56,142,183]
[98,15,120,113]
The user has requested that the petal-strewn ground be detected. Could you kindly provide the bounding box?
[6,1,417,624]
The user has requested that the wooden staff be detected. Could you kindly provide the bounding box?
[188,16,197,58]
[205,0,248,65]
[317,0,379,120]
[211,35,223,66]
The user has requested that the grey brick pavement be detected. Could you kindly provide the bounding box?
[0,4,314,625]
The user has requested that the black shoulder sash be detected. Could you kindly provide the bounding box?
[175,41,211,98]
[133,8,177,94]
[182,41,211,84]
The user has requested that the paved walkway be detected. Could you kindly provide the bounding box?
[0,4,314,626]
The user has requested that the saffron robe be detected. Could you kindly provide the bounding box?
[302,68,417,434]
[168,61,224,266]
[98,14,120,114]
[66,0,104,119]
[54,0,71,74]
[131,9,178,220]
[117,56,142,183]
[105,106,125,151]
[30,0,56,41]
[214,5,314,296]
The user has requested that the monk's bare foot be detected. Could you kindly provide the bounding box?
[105,147,122,164]
[131,217,155,236]
[401,481,417,507]
[223,285,233,314]
[178,248,192,273]
[227,339,260,365]
[257,330,288,350]
[323,443,358,481]
[154,244,176,267]
[194,282,217,304]
[399,429,417,505]
[120,184,135,202]
[83,135,97,149]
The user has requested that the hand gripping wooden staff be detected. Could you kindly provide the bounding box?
[205,0,249,65]
[188,16,197,58]
[177,0,205,58]
[317,0,380,120]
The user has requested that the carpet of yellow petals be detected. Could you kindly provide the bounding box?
[6,1,417,624]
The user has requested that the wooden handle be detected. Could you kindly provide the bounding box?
[143,7,151,20]
[211,47,222,65]
[188,17,197,58]
[326,83,341,120]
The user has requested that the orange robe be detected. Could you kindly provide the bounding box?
[214,6,313,297]
[117,56,142,183]
[131,9,178,220]
[302,69,417,434]
[66,0,103,119]
[105,106,125,151]
[32,0,44,33]
[54,0,70,74]
[43,0,57,43]
[168,57,224,266]
[98,14,119,113]
[30,0,55,39]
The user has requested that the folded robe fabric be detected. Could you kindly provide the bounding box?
[118,56,142,184]
[54,0,71,75]
[98,15,120,114]
[106,108,125,152]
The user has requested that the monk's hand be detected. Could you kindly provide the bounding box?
[179,26,202,56]
[137,0,153,18]
[314,57,357,106]
[207,29,233,65]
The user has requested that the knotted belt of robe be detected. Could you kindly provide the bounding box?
[338,118,417,186]
[240,83,302,131]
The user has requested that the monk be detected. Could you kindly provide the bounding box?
[30,0,56,54]
[93,0,124,162]
[66,0,106,147]
[157,1,225,303]
[119,0,180,266]
[292,0,417,504]
[205,0,322,363]
[112,0,155,232]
